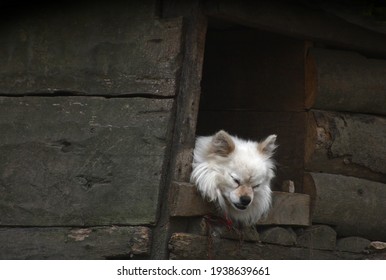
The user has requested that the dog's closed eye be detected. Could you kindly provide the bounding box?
[230,175,240,186]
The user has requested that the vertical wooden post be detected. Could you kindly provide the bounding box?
[151,0,207,259]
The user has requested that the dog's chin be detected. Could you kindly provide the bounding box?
[232,203,248,211]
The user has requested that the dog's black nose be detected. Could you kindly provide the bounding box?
[239,196,251,206]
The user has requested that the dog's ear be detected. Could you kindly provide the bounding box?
[211,130,235,157]
[258,134,277,157]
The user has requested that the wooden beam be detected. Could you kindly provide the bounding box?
[169,182,310,226]
[306,48,386,115]
[169,181,216,216]
[162,0,208,182]
[304,172,386,241]
[204,0,386,57]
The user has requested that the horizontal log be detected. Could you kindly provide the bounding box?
[305,110,386,183]
[204,0,386,57]
[0,2,182,96]
[306,48,386,115]
[168,233,373,260]
[304,172,386,241]
[169,182,310,226]
[0,226,150,259]
[0,97,173,226]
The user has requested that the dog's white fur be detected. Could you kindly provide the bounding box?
[191,130,277,226]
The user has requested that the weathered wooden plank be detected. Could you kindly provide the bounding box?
[0,97,173,226]
[200,28,306,112]
[162,0,208,182]
[168,233,371,260]
[204,0,386,57]
[304,172,386,241]
[259,192,310,226]
[0,226,150,259]
[169,181,215,216]
[306,48,386,115]
[0,1,182,96]
[196,111,306,191]
[169,182,310,226]
[305,110,386,183]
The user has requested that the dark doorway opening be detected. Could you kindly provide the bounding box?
[196,21,307,191]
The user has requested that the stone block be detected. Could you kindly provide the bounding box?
[336,237,371,253]
[260,227,297,246]
[297,225,337,250]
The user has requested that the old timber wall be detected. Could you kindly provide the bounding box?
[0,0,182,259]
[1,0,386,260]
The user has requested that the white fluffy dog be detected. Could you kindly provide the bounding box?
[191,130,277,226]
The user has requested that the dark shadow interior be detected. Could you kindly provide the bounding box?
[196,21,306,191]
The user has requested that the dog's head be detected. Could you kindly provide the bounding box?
[192,130,277,225]
[211,130,276,211]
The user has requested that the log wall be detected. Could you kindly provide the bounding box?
[304,47,386,242]
[1,0,386,260]
[0,0,182,259]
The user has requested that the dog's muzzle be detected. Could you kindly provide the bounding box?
[233,196,251,210]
